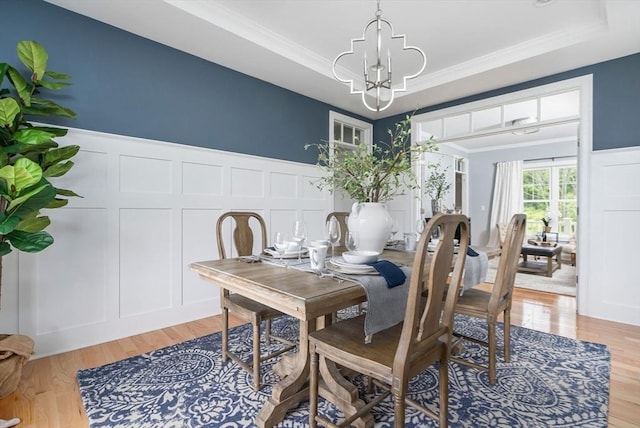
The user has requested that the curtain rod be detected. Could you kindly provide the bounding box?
[523,155,576,163]
[493,155,577,165]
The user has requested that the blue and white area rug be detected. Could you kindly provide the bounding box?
[77,314,610,427]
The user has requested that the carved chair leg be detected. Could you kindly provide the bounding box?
[309,345,319,428]
[265,319,272,345]
[488,321,497,385]
[393,388,405,428]
[222,307,229,362]
[252,318,261,391]
[439,350,449,427]
[504,309,511,363]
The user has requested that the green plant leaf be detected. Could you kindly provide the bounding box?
[7,67,32,106]
[56,187,82,198]
[0,63,8,83]
[44,160,74,177]
[0,152,8,168]
[46,198,68,209]
[0,212,20,234]
[45,70,71,80]
[0,242,12,257]
[17,214,50,233]
[3,141,58,155]
[38,80,71,90]
[12,128,55,145]
[45,145,79,164]
[7,183,51,212]
[23,100,76,119]
[11,184,56,218]
[6,229,53,253]
[14,158,43,190]
[0,98,20,127]
[29,126,68,137]
[17,41,48,81]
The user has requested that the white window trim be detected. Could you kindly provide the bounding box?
[329,111,373,151]
[523,160,577,240]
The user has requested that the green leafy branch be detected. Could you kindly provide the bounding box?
[306,115,437,203]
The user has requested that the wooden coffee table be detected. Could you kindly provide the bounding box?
[518,245,562,277]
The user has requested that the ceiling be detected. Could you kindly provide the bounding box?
[43,0,639,122]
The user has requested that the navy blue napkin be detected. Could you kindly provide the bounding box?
[467,246,479,257]
[368,260,407,288]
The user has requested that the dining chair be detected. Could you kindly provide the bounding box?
[451,213,526,384]
[216,211,296,391]
[325,211,349,247]
[308,214,470,427]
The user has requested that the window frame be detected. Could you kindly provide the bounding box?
[522,158,577,239]
[328,111,373,159]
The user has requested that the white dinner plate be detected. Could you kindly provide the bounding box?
[327,261,378,275]
[263,248,309,259]
[331,256,374,268]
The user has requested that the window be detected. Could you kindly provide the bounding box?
[329,111,373,158]
[523,162,577,238]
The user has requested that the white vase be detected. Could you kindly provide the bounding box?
[347,202,393,253]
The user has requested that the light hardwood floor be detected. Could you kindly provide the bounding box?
[1,287,639,427]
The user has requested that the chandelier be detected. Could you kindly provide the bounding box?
[332,0,427,112]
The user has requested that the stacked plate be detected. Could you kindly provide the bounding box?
[263,248,309,259]
[328,256,378,275]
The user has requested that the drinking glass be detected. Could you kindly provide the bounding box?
[273,232,288,263]
[416,219,426,238]
[345,231,359,253]
[431,225,442,245]
[292,221,307,262]
[389,218,399,241]
[325,216,341,259]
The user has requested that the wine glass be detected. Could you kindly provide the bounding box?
[430,225,442,246]
[416,219,426,240]
[292,221,307,263]
[389,218,399,241]
[273,231,288,263]
[345,231,359,253]
[326,216,341,259]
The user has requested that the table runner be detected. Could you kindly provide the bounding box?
[256,256,411,343]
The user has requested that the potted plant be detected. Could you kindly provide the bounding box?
[541,216,552,232]
[306,115,436,251]
[423,162,452,214]
[0,40,80,398]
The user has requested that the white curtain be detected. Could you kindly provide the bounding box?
[486,160,523,248]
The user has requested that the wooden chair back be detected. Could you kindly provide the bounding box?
[325,212,349,247]
[216,211,267,259]
[489,214,526,313]
[394,213,469,375]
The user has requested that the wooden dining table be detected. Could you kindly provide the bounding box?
[189,250,413,428]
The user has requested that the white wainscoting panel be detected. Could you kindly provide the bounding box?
[182,208,222,307]
[120,155,173,194]
[35,208,109,335]
[182,162,224,196]
[119,208,173,318]
[10,127,334,357]
[582,147,640,326]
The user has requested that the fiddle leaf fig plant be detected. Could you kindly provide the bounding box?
[0,40,80,267]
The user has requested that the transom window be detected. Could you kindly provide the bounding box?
[329,111,373,158]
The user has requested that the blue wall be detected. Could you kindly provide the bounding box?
[3,0,637,165]
[375,53,640,151]
[1,0,369,164]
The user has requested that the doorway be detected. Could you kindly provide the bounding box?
[411,76,591,300]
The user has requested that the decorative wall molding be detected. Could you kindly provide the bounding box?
[10,127,335,358]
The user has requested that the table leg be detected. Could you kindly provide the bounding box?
[547,255,553,277]
[257,318,315,428]
[318,357,374,428]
